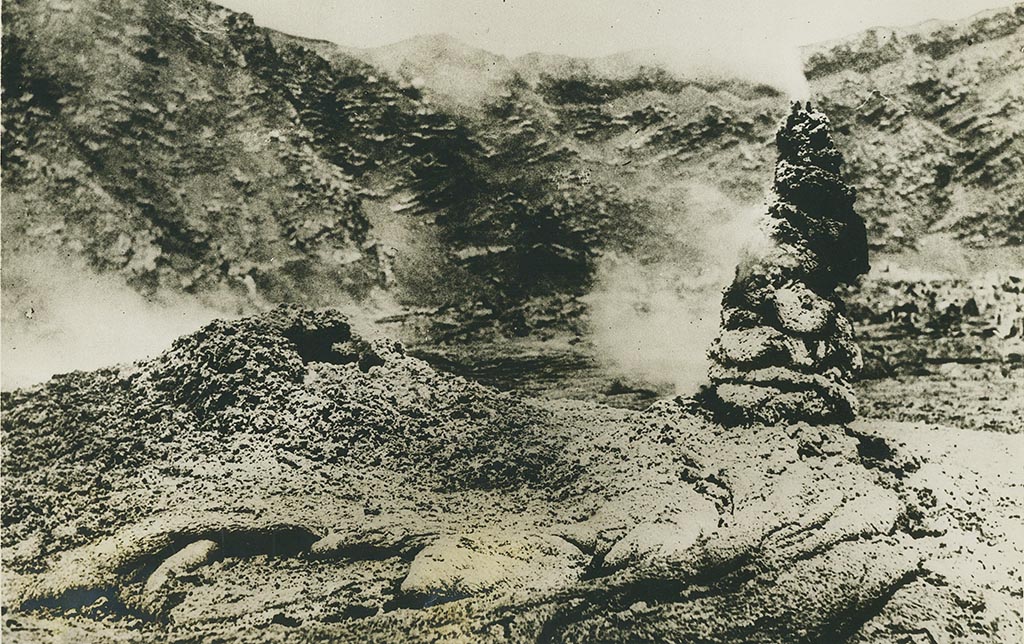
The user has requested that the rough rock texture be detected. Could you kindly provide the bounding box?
[4,0,1020,355]
[2,305,1020,642]
[707,103,870,424]
[804,5,1024,250]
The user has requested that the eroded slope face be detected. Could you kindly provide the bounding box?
[1,0,381,305]
[6,0,764,322]
[3,306,1017,643]
[805,5,1024,251]
[5,0,1019,356]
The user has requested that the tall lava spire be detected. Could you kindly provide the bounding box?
[706,102,870,425]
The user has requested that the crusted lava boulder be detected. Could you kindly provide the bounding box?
[707,102,870,424]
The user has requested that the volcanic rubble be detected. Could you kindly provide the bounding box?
[1,301,1020,643]
[2,104,1021,643]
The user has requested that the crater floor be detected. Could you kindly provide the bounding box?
[2,306,1020,642]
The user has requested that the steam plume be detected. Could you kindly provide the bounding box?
[584,184,773,394]
[1,252,225,390]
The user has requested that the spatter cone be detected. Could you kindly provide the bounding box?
[707,102,870,425]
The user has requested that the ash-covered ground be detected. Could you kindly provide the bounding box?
[3,305,1020,643]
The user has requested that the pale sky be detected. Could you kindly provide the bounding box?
[215,0,1012,57]
[213,0,1013,96]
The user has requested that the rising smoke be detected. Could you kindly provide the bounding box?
[584,183,774,395]
[1,252,225,390]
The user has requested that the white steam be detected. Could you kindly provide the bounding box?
[596,41,810,100]
[584,183,773,395]
[1,252,226,390]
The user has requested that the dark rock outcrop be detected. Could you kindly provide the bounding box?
[707,103,870,424]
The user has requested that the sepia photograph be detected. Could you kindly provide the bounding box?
[1,0,1022,641]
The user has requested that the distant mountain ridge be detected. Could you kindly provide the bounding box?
[336,3,1024,253]
[338,33,512,108]
[341,33,789,108]
[802,4,1024,78]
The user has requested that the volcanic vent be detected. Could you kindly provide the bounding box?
[706,102,870,424]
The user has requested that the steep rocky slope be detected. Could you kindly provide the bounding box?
[5,0,746,322]
[343,3,1024,258]
[1,0,378,306]
[805,5,1024,251]
[3,306,1020,642]
[1,0,788,337]
[5,0,1020,354]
